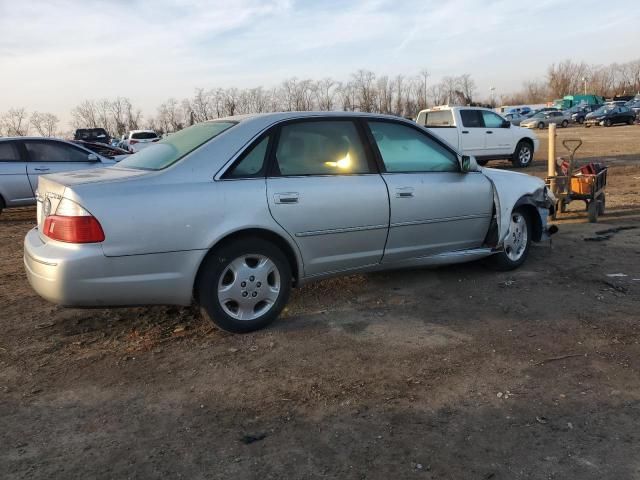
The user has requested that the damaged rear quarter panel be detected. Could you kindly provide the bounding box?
[480,167,554,244]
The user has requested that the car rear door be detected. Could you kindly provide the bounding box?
[458,109,486,157]
[0,141,34,207]
[481,110,513,156]
[23,140,105,193]
[266,118,390,277]
[365,120,494,263]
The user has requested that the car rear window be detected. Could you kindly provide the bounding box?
[131,131,158,140]
[423,110,454,127]
[118,121,236,170]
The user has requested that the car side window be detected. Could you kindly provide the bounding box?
[273,121,371,176]
[460,110,484,128]
[481,111,505,128]
[424,110,454,127]
[0,142,20,162]
[224,136,270,179]
[24,141,92,162]
[368,121,458,173]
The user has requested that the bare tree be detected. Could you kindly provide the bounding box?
[352,69,377,112]
[30,112,59,137]
[314,78,338,111]
[2,108,29,136]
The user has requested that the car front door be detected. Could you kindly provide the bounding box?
[366,120,494,263]
[266,119,390,277]
[458,109,486,157]
[0,141,34,207]
[481,110,513,156]
[23,140,105,193]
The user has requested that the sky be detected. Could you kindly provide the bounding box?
[0,0,638,126]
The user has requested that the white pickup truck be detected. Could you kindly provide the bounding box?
[415,106,539,167]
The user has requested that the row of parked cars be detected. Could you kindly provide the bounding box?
[503,97,640,129]
[74,128,160,153]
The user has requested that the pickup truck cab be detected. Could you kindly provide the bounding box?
[415,106,539,167]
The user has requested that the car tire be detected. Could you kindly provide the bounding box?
[578,117,584,124]
[488,208,532,271]
[197,238,292,333]
[603,119,612,127]
[511,141,533,168]
[537,122,545,129]
[627,118,634,125]
[561,120,569,128]
[476,158,489,166]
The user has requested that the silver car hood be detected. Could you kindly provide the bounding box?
[481,167,552,244]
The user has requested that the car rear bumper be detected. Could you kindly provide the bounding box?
[24,228,203,307]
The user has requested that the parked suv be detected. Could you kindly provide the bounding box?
[415,106,539,167]
[0,138,115,214]
[74,128,111,145]
[121,130,160,152]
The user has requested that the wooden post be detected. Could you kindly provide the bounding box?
[548,123,557,194]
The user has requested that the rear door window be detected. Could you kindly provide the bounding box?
[460,110,484,128]
[273,121,372,176]
[0,142,20,162]
[224,136,270,179]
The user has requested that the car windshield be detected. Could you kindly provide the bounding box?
[118,121,236,170]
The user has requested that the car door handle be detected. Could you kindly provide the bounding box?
[34,167,50,172]
[274,192,299,204]
[486,131,493,134]
[395,187,414,198]
[461,130,469,134]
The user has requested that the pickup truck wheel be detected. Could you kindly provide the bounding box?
[197,238,292,333]
[512,141,533,168]
[488,209,532,271]
[476,158,489,166]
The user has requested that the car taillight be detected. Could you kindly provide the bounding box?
[129,139,138,144]
[43,198,105,243]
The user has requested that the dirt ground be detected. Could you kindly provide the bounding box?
[1,124,639,479]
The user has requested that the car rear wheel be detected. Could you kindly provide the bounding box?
[603,119,612,127]
[476,158,489,166]
[627,118,634,125]
[197,238,292,333]
[561,120,569,128]
[512,141,533,168]
[537,122,545,129]
[488,209,532,271]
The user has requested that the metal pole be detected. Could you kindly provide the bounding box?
[548,123,557,193]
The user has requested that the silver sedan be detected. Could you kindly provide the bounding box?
[24,112,556,333]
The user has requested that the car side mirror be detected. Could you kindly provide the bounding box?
[87,153,99,162]
[502,120,511,128]
[461,155,479,172]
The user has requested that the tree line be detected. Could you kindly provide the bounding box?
[1,58,638,138]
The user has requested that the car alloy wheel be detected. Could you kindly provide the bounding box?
[217,254,281,321]
[504,212,529,262]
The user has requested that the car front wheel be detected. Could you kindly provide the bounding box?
[512,141,533,168]
[488,209,532,271]
[197,238,292,333]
